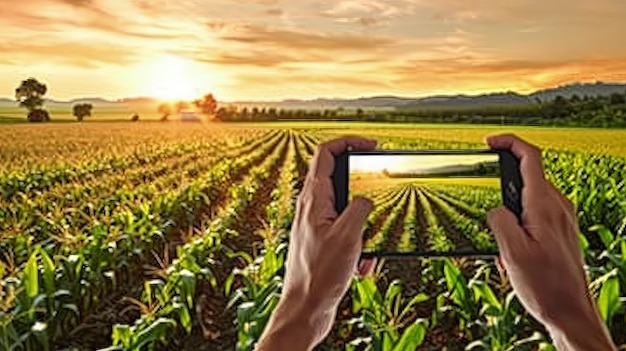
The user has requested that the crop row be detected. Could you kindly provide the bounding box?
[0,130,294,350]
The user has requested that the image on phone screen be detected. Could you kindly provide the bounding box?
[349,153,501,255]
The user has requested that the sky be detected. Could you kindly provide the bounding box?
[350,154,498,173]
[1,0,626,101]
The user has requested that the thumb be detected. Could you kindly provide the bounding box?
[487,206,525,261]
[333,196,374,235]
[341,196,374,224]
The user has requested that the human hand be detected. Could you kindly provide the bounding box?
[486,134,615,351]
[256,137,378,351]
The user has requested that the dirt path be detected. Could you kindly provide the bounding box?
[176,136,292,350]
[380,190,412,251]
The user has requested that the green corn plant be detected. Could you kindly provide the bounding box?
[348,276,429,351]
[225,240,287,351]
[465,263,543,351]
[0,247,78,351]
[438,258,479,335]
[585,225,626,333]
[110,317,177,351]
[589,269,625,330]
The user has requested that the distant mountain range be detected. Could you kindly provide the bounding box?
[1,82,625,109]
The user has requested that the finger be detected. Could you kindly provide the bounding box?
[308,177,339,221]
[332,196,374,243]
[486,134,545,190]
[495,256,505,274]
[487,206,527,263]
[357,258,377,276]
[310,137,377,179]
[546,182,577,219]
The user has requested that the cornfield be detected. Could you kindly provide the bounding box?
[0,123,624,350]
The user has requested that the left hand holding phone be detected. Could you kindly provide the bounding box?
[255,137,378,351]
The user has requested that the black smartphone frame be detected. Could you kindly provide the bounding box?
[333,149,523,258]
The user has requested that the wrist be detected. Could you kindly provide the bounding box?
[255,292,322,351]
[546,301,615,351]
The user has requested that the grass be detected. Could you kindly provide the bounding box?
[0,105,161,122]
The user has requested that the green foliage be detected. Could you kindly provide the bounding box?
[72,103,93,122]
[15,78,47,113]
[1,126,625,350]
[349,277,429,351]
[27,109,50,123]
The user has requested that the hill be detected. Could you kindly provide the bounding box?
[1,81,625,111]
[530,82,626,102]
[230,82,626,109]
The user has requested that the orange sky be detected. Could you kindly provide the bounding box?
[1,0,625,101]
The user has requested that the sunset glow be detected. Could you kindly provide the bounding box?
[0,0,625,100]
[350,154,499,173]
[143,55,202,101]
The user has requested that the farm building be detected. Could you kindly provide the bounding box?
[178,110,201,122]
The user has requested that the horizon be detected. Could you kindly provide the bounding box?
[1,0,626,101]
[1,80,625,103]
[350,154,498,173]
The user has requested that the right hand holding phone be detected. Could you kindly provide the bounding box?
[486,134,616,351]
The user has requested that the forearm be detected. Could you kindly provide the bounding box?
[547,304,616,351]
[255,296,320,351]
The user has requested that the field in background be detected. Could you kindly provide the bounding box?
[1,121,625,350]
[0,104,159,123]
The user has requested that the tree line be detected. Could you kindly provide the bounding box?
[13,77,626,128]
[212,92,626,128]
[14,78,96,122]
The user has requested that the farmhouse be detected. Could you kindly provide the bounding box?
[178,110,201,122]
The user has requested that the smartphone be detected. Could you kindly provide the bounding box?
[333,149,523,258]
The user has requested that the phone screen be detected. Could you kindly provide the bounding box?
[349,152,502,255]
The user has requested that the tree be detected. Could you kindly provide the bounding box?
[356,108,364,119]
[73,103,93,121]
[27,110,50,122]
[215,107,228,121]
[131,113,140,122]
[15,78,49,122]
[550,95,571,118]
[158,103,173,121]
[175,101,189,113]
[609,93,625,105]
[194,94,217,115]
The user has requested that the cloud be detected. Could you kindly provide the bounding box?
[233,71,392,92]
[217,24,396,50]
[324,0,405,17]
[319,0,412,27]
[195,52,304,67]
[386,57,626,93]
[265,8,284,16]
[0,0,196,41]
[0,0,625,100]
[58,0,92,6]
[0,41,141,68]
[414,0,626,24]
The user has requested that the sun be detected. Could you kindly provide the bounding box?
[144,55,203,102]
[350,155,409,173]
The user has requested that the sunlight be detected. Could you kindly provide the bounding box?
[144,54,204,101]
[351,155,408,173]
[350,154,499,173]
